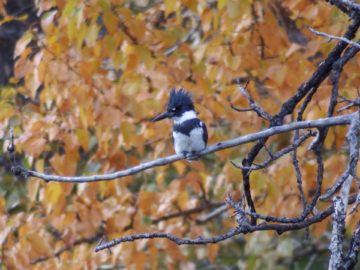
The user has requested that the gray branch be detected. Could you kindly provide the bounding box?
[231,131,316,171]
[329,196,347,270]
[231,80,273,121]
[14,113,354,183]
[95,195,357,252]
[309,27,360,49]
[328,111,360,270]
[343,220,360,269]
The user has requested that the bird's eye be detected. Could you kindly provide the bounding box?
[171,107,176,111]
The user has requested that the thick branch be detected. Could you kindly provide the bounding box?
[343,220,360,269]
[327,0,360,16]
[329,196,347,269]
[11,113,354,183]
[329,110,360,270]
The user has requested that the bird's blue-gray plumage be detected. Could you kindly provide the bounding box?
[152,88,208,158]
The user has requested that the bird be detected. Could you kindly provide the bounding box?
[152,88,208,159]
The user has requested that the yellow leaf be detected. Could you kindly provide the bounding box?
[15,31,32,58]
[27,177,41,202]
[27,233,52,257]
[135,45,154,69]
[208,244,220,262]
[138,191,158,215]
[50,153,77,175]
[76,129,89,151]
[164,0,177,16]
[218,0,228,10]
[135,251,147,270]
[76,23,87,49]
[67,14,77,41]
[177,191,188,209]
[126,53,139,71]
[22,136,47,157]
[36,158,44,172]
[41,9,57,34]
[99,107,122,128]
[0,101,15,121]
[44,182,63,205]
[103,10,118,34]
[266,64,287,86]
[173,162,186,175]
[78,60,100,82]
[109,151,126,170]
[0,197,6,214]
[85,21,99,47]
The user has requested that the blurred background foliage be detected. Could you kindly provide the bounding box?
[0,0,360,269]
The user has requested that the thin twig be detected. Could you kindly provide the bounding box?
[308,27,360,49]
[231,131,316,171]
[151,202,224,224]
[31,231,103,264]
[230,80,272,121]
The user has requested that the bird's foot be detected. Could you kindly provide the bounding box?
[182,151,200,161]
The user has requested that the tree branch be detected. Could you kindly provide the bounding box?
[327,0,360,16]
[9,113,355,183]
[151,202,224,224]
[231,130,316,171]
[95,194,357,252]
[309,27,360,49]
[329,110,360,269]
[343,220,360,269]
[230,80,273,121]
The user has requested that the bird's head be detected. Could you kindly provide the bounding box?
[151,88,195,122]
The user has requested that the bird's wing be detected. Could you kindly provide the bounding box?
[200,121,208,146]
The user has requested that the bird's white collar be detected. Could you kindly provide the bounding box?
[173,110,197,124]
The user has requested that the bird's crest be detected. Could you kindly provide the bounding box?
[167,88,194,111]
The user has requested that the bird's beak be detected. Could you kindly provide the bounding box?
[151,111,172,122]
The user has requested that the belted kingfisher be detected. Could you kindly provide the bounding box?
[152,88,208,159]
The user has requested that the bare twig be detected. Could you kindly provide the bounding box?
[231,131,316,171]
[293,87,318,210]
[164,10,201,56]
[350,193,360,214]
[9,113,354,183]
[308,27,360,49]
[196,204,228,224]
[338,97,360,113]
[292,146,307,209]
[230,80,272,121]
[31,231,103,264]
[151,202,224,224]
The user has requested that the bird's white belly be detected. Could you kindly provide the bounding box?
[173,128,206,155]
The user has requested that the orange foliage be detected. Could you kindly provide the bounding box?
[1,0,359,269]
